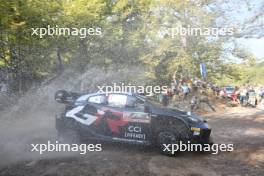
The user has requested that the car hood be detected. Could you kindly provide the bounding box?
[149,105,187,117]
[147,104,204,125]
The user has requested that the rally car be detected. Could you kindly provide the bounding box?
[55,90,212,155]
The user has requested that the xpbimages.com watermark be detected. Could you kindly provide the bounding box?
[30,141,102,154]
[31,25,102,38]
[97,83,168,96]
[162,141,234,155]
[167,26,234,38]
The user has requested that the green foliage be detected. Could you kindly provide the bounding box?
[0,0,262,94]
[215,62,264,86]
[138,0,225,84]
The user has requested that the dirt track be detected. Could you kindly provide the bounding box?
[0,106,263,176]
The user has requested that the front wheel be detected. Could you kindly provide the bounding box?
[157,129,180,156]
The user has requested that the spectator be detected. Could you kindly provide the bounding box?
[157,93,163,103]
[181,83,190,99]
[231,89,239,102]
[162,93,169,106]
[260,87,264,105]
[239,87,247,105]
[187,79,193,92]
[171,81,177,94]
[166,88,174,104]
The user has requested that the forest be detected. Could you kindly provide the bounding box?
[0,0,263,94]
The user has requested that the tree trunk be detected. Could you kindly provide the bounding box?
[57,46,63,73]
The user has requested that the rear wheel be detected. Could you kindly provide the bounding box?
[57,128,80,144]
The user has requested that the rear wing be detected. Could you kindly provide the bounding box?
[54,90,82,104]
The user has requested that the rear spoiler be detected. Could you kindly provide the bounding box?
[54,90,82,104]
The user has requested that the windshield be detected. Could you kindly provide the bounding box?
[146,96,164,107]
[225,87,234,91]
[135,94,164,107]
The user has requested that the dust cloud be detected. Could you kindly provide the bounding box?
[0,65,146,166]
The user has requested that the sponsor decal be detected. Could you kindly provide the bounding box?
[123,112,151,123]
[66,106,97,125]
[125,125,146,140]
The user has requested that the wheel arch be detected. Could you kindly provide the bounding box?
[150,115,191,144]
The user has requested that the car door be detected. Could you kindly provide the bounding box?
[66,93,109,138]
[103,93,151,143]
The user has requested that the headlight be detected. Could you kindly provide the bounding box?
[186,114,203,123]
[187,116,199,123]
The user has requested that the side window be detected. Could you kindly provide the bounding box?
[126,96,137,107]
[83,104,97,115]
[108,94,128,108]
[135,97,144,106]
[88,95,106,104]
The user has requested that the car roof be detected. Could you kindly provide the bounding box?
[76,91,134,101]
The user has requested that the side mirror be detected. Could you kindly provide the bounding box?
[55,90,72,104]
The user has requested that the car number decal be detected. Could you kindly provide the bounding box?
[66,106,97,126]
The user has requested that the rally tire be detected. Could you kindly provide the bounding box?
[57,128,80,144]
[157,128,180,156]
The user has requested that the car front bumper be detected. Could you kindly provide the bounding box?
[190,123,212,144]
